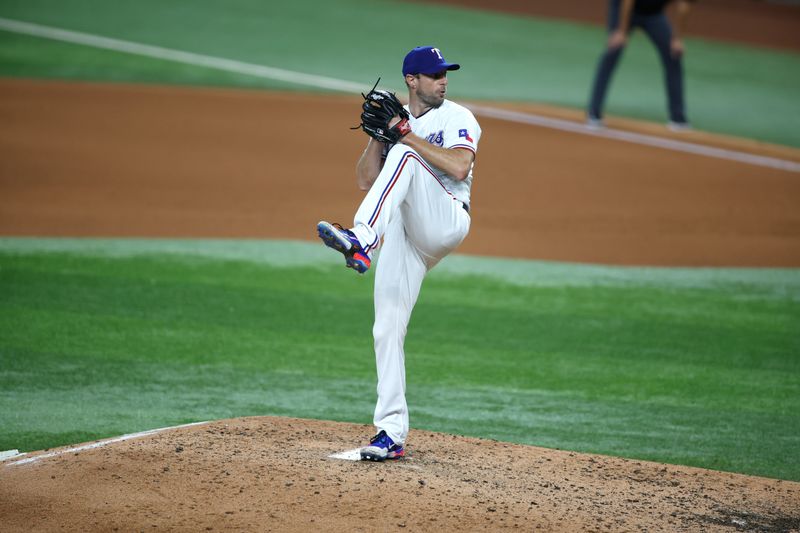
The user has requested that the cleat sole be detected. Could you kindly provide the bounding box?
[317,222,351,254]
[317,221,370,274]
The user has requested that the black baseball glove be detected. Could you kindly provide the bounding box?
[353,78,411,144]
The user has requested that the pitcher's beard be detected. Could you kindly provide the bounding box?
[417,88,445,109]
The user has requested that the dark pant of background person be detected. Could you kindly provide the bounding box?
[588,0,687,124]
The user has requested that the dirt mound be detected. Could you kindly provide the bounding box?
[2,417,798,532]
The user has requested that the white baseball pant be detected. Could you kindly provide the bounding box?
[350,145,471,445]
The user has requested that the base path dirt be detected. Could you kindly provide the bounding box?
[2,79,799,267]
[2,417,799,532]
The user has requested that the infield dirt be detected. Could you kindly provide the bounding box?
[2,79,799,266]
[2,417,799,532]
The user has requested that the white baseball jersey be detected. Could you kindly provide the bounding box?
[404,99,481,207]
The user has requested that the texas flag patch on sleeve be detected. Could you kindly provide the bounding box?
[458,128,474,143]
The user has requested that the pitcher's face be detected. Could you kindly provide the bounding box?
[409,70,448,109]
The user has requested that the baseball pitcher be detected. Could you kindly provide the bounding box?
[317,45,481,461]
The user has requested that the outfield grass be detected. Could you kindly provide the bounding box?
[1,0,799,146]
[1,239,798,481]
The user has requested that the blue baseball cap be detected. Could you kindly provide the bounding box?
[402,46,460,76]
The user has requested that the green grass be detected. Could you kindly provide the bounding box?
[0,29,299,90]
[1,238,798,481]
[1,0,799,146]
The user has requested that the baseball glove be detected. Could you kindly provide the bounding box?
[353,78,411,144]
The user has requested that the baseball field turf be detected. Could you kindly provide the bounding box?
[1,239,798,481]
[1,0,799,484]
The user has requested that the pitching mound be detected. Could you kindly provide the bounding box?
[2,416,798,532]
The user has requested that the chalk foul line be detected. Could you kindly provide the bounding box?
[0,16,797,173]
[466,104,800,173]
[0,17,365,93]
[2,421,210,467]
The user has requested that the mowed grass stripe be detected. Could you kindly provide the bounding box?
[0,239,798,480]
[2,237,798,291]
[1,0,800,146]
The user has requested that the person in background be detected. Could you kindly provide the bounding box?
[587,0,694,131]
